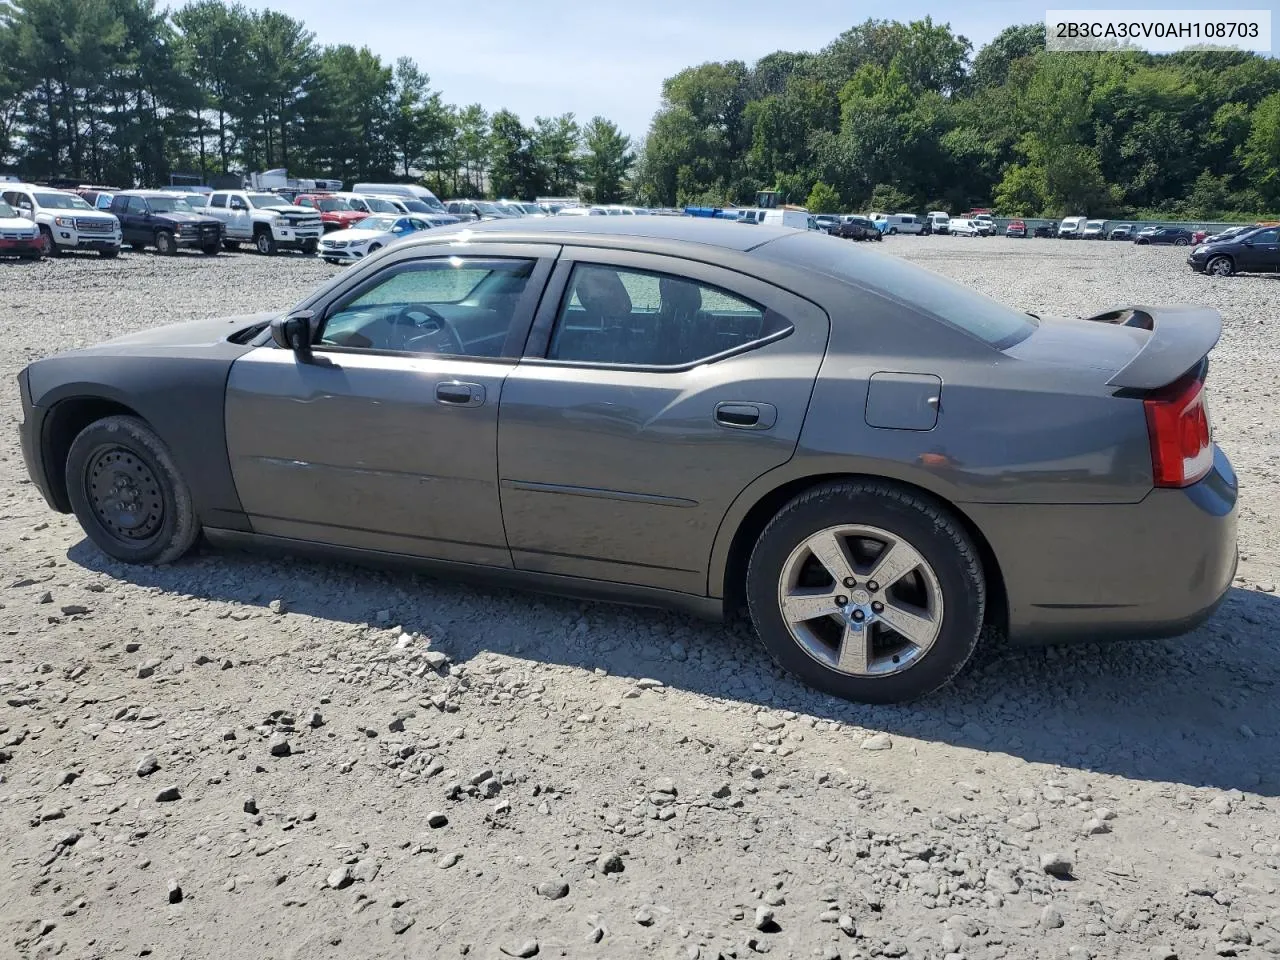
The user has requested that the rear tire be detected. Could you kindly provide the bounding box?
[745,481,985,704]
[1174,237,1189,246]
[64,415,199,565]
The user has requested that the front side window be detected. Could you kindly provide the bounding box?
[126,196,150,215]
[1249,228,1279,244]
[547,263,789,367]
[317,257,537,357]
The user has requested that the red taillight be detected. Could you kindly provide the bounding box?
[1144,372,1212,488]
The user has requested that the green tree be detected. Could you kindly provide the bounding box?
[173,0,253,174]
[531,113,580,195]
[488,108,539,199]
[805,180,840,212]
[1243,91,1280,205]
[581,116,633,203]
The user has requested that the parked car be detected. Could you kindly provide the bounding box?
[0,183,121,257]
[76,188,118,211]
[1032,224,1055,238]
[1199,225,1251,245]
[1082,219,1107,240]
[293,193,370,232]
[1135,226,1193,246]
[555,206,606,216]
[316,213,436,264]
[971,213,995,236]
[110,190,224,256]
[1187,225,1280,276]
[16,217,1236,705]
[446,200,518,220]
[832,216,882,241]
[350,182,449,215]
[201,190,323,255]
[926,211,950,235]
[1005,219,1027,238]
[1108,223,1136,241]
[949,218,982,237]
[811,214,840,234]
[0,198,42,259]
[1058,216,1087,238]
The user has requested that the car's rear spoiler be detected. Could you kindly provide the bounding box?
[1083,305,1222,391]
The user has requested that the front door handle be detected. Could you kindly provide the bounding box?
[715,401,777,430]
[436,381,485,406]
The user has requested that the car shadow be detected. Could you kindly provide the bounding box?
[67,539,1280,797]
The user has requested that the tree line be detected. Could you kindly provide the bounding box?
[3,3,1278,217]
[0,0,635,202]
[633,19,1280,219]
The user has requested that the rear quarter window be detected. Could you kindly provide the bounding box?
[763,231,1035,349]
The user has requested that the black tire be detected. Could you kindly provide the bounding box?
[65,415,199,565]
[1174,237,1189,246]
[99,248,119,259]
[22,251,42,261]
[202,243,220,256]
[254,229,277,255]
[745,480,985,704]
[1136,238,1149,245]
[155,230,176,255]
[302,239,318,255]
[39,226,60,258]
[1206,255,1234,277]
[223,240,239,251]
[888,227,898,235]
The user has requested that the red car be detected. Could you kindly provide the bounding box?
[0,198,43,258]
[1005,219,1027,237]
[293,193,369,232]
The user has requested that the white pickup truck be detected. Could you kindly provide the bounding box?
[201,190,323,255]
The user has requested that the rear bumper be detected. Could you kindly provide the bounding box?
[966,445,1238,645]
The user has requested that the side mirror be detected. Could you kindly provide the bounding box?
[271,311,315,362]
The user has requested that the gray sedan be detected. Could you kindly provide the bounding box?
[17,218,1238,703]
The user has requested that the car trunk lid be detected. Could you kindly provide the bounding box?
[1004,304,1221,391]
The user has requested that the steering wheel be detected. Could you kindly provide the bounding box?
[391,304,466,355]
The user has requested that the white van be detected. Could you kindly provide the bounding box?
[873,213,924,235]
[949,218,981,237]
[351,183,448,215]
[926,211,950,235]
[1058,215,1087,238]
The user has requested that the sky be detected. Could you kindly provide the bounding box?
[231,0,1272,139]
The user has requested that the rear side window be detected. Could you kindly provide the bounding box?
[209,194,226,208]
[547,263,790,367]
[765,231,1035,349]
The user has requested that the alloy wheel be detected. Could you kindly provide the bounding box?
[777,524,943,677]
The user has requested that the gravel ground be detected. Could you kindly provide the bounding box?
[0,238,1277,960]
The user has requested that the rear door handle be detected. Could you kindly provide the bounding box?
[435,381,485,406]
[715,401,777,430]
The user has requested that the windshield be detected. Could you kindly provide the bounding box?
[148,195,201,214]
[34,192,93,210]
[769,231,1036,349]
[474,201,506,215]
[1086,220,1105,228]
[397,198,431,213]
[247,193,291,209]
[316,197,351,212]
[362,196,399,213]
[0,201,18,218]
[356,215,399,232]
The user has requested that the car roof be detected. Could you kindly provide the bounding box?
[424,215,796,253]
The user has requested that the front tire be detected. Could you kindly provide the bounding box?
[99,248,119,259]
[155,230,176,255]
[65,416,199,565]
[745,481,985,704]
[39,227,60,258]
[302,239,318,255]
[1206,255,1234,277]
[255,229,278,255]
[202,242,220,256]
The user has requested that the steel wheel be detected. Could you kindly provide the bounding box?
[85,446,164,544]
[777,524,943,677]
